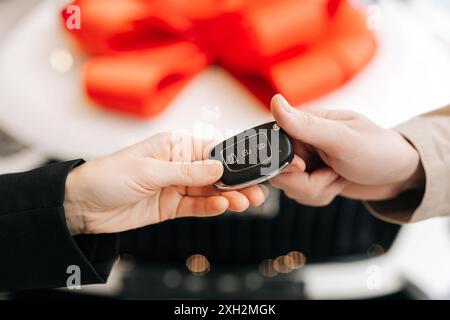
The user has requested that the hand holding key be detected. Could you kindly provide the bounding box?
[64,133,267,235]
[269,94,424,206]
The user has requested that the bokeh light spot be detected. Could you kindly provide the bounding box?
[367,244,385,258]
[273,255,291,273]
[286,251,306,270]
[49,48,74,73]
[186,254,210,275]
[259,259,278,278]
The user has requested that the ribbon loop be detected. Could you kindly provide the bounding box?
[63,0,376,118]
[84,42,209,117]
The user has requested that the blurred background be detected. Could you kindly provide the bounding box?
[0,0,450,300]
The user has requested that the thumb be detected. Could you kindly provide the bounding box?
[151,159,223,187]
[271,94,343,151]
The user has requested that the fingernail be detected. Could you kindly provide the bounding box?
[275,94,293,113]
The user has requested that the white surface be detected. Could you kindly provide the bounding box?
[0,0,40,41]
[0,150,46,174]
[0,0,449,159]
[0,0,48,174]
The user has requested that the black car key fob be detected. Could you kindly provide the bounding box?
[208,121,294,190]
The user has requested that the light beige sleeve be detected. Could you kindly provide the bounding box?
[365,105,450,224]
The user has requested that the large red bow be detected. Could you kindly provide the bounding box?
[62,0,375,118]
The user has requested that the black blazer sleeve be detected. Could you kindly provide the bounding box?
[0,160,119,292]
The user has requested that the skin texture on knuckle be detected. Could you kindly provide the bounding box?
[141,158,161,187]
[170,135,193,162]
[302,185,332,206]
[180,162,195,182]
[303,184,321,200]
[328,124,357,160]
[301,111,316,128]
[296,112,316,140]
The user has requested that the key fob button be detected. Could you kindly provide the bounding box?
[209,121,293,190]
[222,132,272,172]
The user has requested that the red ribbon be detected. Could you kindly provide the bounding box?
[63,0,376,118]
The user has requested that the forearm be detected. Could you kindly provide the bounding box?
[0,161,118,291]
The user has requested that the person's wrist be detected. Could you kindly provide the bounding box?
[392,134,425,195]
[64,166,86,236]
[398,156,425,193]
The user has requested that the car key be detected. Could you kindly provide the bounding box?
[209,121,294,190]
